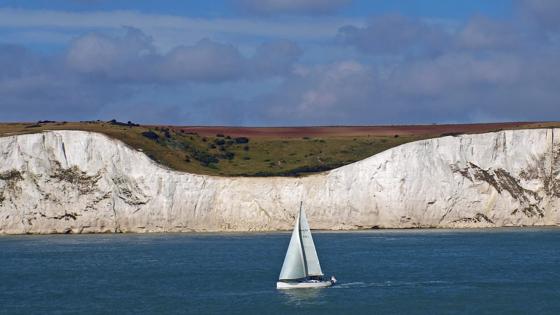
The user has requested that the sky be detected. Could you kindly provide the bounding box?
[0,0,559,126]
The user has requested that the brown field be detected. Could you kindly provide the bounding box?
[1,121,558,177]
[170,122,548,138]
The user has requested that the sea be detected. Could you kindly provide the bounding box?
[1,228,560,314]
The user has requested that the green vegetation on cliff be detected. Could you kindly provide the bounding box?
[0,121,557,177]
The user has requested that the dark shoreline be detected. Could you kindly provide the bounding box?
[2,225,559,237]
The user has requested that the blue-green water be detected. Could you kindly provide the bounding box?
[1,229,560,314]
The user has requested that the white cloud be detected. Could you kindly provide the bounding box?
[158,39,246,82]
[337,14,450,56]
[254,60,376,124]
[65,27,301,83]
[66,27,155,76]
[520,0,560,31]
[250,40,302,77]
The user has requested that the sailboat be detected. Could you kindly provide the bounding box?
[276,202,337,289]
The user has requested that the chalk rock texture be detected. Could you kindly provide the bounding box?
[0,129,559,234]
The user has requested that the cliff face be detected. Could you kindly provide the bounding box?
[0,129,559,234]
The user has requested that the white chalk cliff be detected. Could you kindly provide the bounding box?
[0,129,559,234]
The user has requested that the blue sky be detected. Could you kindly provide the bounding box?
[2,0,513,19]
[0,0,558,125]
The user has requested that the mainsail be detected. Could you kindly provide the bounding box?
[278,202,324,280]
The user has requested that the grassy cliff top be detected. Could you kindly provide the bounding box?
[1,120,558,177]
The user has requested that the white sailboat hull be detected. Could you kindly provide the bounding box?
[276,280,334,289]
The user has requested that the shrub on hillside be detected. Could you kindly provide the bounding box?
[191,149,218,166]
[220,151,235,160]
[142,131,159,141]
[109,119,139,127]
[234,137,249,144]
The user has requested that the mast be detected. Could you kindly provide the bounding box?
[298,201,308,277]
